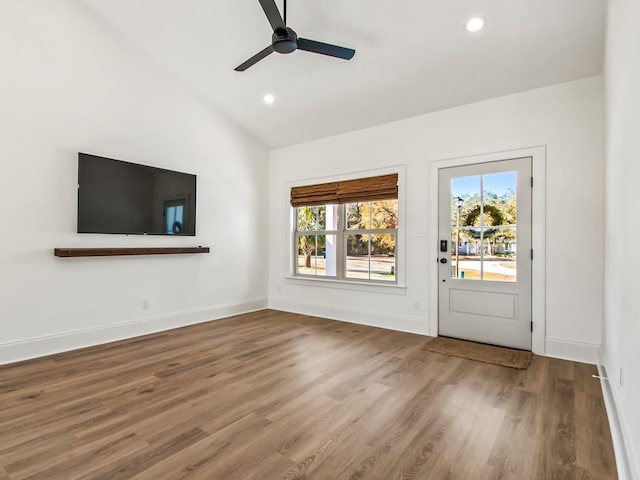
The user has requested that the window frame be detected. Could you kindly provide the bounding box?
[294,204,340,278]
[293,201,399,285]
[287,167,406,290]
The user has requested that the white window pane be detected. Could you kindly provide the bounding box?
[346,234,370,280]
[297,206,320,231]
[297,235,317,275]
[346,203,364,230]
[323,234,337,276]
[370,234,395,281]
[370,200,398,229]
[325,204,339,230]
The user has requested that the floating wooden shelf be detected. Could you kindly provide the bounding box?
[54,247,210,258]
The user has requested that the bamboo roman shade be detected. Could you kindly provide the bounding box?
[289,181,340,207]
[290,174,398,207]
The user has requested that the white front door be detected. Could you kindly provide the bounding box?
[438,157,532,350]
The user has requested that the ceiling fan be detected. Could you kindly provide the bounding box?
[235,0,356,72]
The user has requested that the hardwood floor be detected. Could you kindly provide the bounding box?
[0,310,617,479]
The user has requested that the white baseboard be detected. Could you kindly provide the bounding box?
[268,298,429,336]
[544,337,600,364]
[270,300,603,365]
[0,298,268,366]
[598,355,639,480]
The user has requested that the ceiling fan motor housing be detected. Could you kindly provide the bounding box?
[272,27,298,54]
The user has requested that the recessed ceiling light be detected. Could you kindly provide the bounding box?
[263,93,275,105]
[466,17,485,33]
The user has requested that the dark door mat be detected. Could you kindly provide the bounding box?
[422,336,533,369]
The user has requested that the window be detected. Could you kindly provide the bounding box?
[345,200,398,281]
[296,205,338,277]
[291,174,399,284]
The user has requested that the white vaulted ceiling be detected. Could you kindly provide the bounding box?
[83,0,606,148]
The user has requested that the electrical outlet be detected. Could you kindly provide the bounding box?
[142,299,149,310]
[619,367,624,386]
[414,300,421,310]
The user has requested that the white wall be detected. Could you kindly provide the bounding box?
[602,0,640,477]
[0,0,268,363]
[269,76,604,362]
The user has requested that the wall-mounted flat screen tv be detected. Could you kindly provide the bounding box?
[77,153,196,235]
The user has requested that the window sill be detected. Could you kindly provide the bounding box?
[284,276,407,295]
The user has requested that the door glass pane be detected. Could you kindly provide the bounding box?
[451,176,481,228]
[450,171,517,282]
[371,234,395,281]
[483,171,517,226]
[481,170,517,282]
[451,175,481,279]
[346,234,370,279]
[451,228,481,280]
[482,227,517,282]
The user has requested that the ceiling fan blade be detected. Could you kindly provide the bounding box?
[258,0,286,32]
[234,45,274,71]
[297,38,355,60]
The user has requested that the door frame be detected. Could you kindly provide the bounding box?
[428,146,546,355]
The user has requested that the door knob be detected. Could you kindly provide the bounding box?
[439,258,448,264]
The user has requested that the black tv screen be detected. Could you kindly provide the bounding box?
[77,153,196,235]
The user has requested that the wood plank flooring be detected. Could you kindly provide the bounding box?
[0,310,617,479]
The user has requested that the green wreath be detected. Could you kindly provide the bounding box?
[462,205,504,239]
